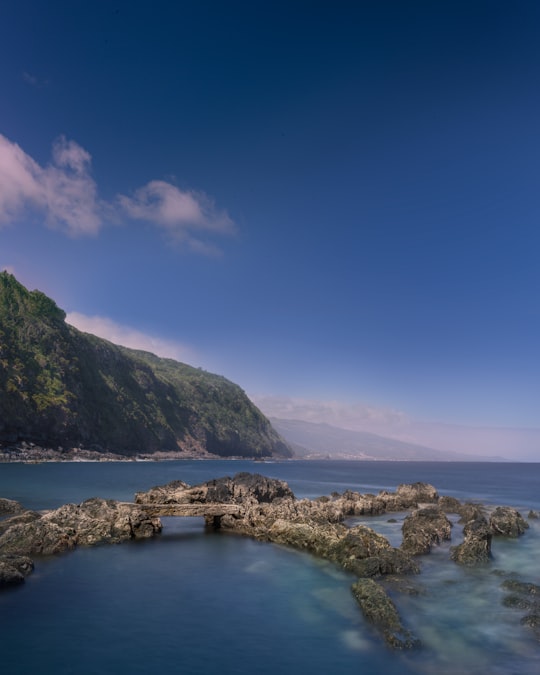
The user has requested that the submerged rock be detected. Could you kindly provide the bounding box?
[501,579,540,639]
[351,578,421,650]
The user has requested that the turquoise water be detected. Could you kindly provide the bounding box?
[0,461,539,674]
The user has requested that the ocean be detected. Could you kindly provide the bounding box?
[0,460,539,674]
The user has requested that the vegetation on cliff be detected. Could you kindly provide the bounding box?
[0,272,291,458]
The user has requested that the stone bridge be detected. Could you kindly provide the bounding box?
[132,502,243,526]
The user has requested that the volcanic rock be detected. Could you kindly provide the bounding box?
[401,506,453,555]
[450,517,492,565]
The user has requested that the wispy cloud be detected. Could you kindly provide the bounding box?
[250,394,410,430]
[118,180,235,252]
[252,394,540,460]
[0,133,236,252]
[0,134,102,235]
[66,312,198,363]
[22,71,49,88]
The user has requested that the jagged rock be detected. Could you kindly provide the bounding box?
[0,498,162,556]
[134,479,192,504]
[438,495,463,513]
[401,506,453,555]
[489,507,529,537]
[346,550,420,578]
[0,555,34,587]
[528,510,539,519]
[0,510,41,536]
[0,498,26,516]
[0,518,77,556]
[135,472,295,507]
[351,578,421,650]
[0,561,24,586]
[501,579,540,596]
[456,502,485,524]
[450,517,492,565]
[333,491,386,516]
[378,482,438,511]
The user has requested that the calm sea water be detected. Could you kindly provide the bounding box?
[0,460,539,675]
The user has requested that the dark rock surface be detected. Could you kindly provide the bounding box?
[0,498,162,557]
[0,498,26,516]
[450,517,492,565]
[501,578,540,639]
[401,506,453,555]
[0,554,34,587]
[351,578,421,650]
[489,506,529,537]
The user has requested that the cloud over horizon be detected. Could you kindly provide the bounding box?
[251,394,540,460]
[250,394,411,431]
[0,133,235,252]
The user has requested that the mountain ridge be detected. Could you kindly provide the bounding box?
[270,417,505,461]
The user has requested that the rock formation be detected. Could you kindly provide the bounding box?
[0,498,161,557]
[0,472,535,650]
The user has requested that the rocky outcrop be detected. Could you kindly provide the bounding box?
[401,506,453,555]
[0,554,34,587]
[351,578,421,650]
[0,498,162,557]
[0,498,26,516]
[382,482,439,510]
[2,472,536,652]
[438,496,485,523]
[489,507,529,538]
[135,472,294,508]
[450,517,492,565]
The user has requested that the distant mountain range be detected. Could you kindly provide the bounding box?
[270,417,502,461]
[0,272,291,459]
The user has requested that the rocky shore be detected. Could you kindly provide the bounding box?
[1,473,537,650]
[0,442,222,462]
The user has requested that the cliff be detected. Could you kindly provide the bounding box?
[0,272,291,458]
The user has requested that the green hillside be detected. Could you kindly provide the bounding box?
[0,272,291,458]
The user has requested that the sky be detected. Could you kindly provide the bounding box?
[1,1,539,459]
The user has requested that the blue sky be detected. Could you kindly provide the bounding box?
[1,1,540,457]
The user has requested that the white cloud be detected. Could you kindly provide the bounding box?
[0,134,101,235]
[0,133,236,252]
[0,134,44,222]
[65,312,198,364]
[118,180,236,245]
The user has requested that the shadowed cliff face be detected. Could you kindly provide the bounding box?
[0,272,291,458]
